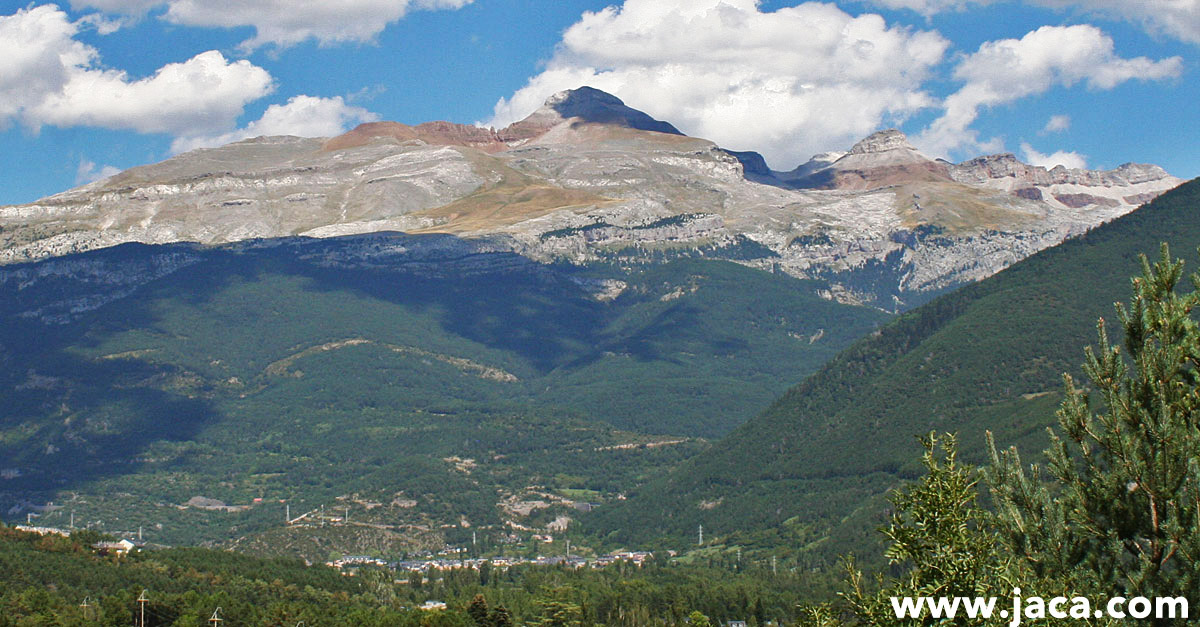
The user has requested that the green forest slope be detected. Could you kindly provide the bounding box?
[590,178,1200,566]
[0,236,885,553]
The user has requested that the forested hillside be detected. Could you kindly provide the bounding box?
[592,178,1200,566]
[0,235,885,554]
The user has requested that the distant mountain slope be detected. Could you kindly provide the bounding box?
[0,233,885,554]
[588,177,1200,564]
[0,88,1180,310]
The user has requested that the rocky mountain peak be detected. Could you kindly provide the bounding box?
[787,128,946,189]
[848,129,916,155]
[503,86,683,139]
[543,86,625,112]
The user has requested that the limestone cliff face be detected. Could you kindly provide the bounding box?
[0,88,1184,310]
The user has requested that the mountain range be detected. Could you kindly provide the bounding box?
[1,86,1180,310]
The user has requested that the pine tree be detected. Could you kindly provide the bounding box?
[467,593,490,626]
[532,591,583,627]
[489,604,514,627]
[986,244,1200,601]
[844,432,1012,625]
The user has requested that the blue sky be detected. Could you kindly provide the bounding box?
[0,0,1196,205]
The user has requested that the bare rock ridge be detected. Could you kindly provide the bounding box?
[0,86,1184,310]
[950,153,1172,188]
[322,120,510,153]
[322,86,682,152]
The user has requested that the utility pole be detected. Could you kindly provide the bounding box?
[138,526,143,542]
[137,590,149,627]
[771,555,777,576]
[698,524,703,546]
[209,607,223,627]
[70,511,74,529]
[79,597,91,621]
[286,503,290,524]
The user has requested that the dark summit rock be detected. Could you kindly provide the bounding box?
[542,86,683,135]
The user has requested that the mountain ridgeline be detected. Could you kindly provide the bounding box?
[1,87,1180,311]
[590,177,1200,564]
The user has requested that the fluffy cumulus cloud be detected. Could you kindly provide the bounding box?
[0,5,273,135]
[71,0,474,50]
[1042,114,1070,133]
[0,5,93,124]
[916,24,1181,158]
[486,0,949,169]
[1,4,376,150]
[865,0,1200,45]
[1020,141,1087,169]
[33,50,274,135]
[171,95,379,153]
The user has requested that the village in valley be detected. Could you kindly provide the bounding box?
[17,519,659,577]
[13,484,664,579]
[329,548,658,575]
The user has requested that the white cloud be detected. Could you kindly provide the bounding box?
[864,0,1200,45]
[1040,0,1200,45]
[0,5,275,136]
[1020,141,1087,169]
[916,25,1181,158]
[0,5,94,124]
[76,158,122,184]
[171,95,379,153]
[866,0,992,15]
[71,0,163,13]
[75,12,127,35]
[71,0,474,50]
[33,50,274,135]
[1,5,373,153]
[1042,114,1070,133]
[487,0,949,169]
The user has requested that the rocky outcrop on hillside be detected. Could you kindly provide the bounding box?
[0,87,1184,310]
